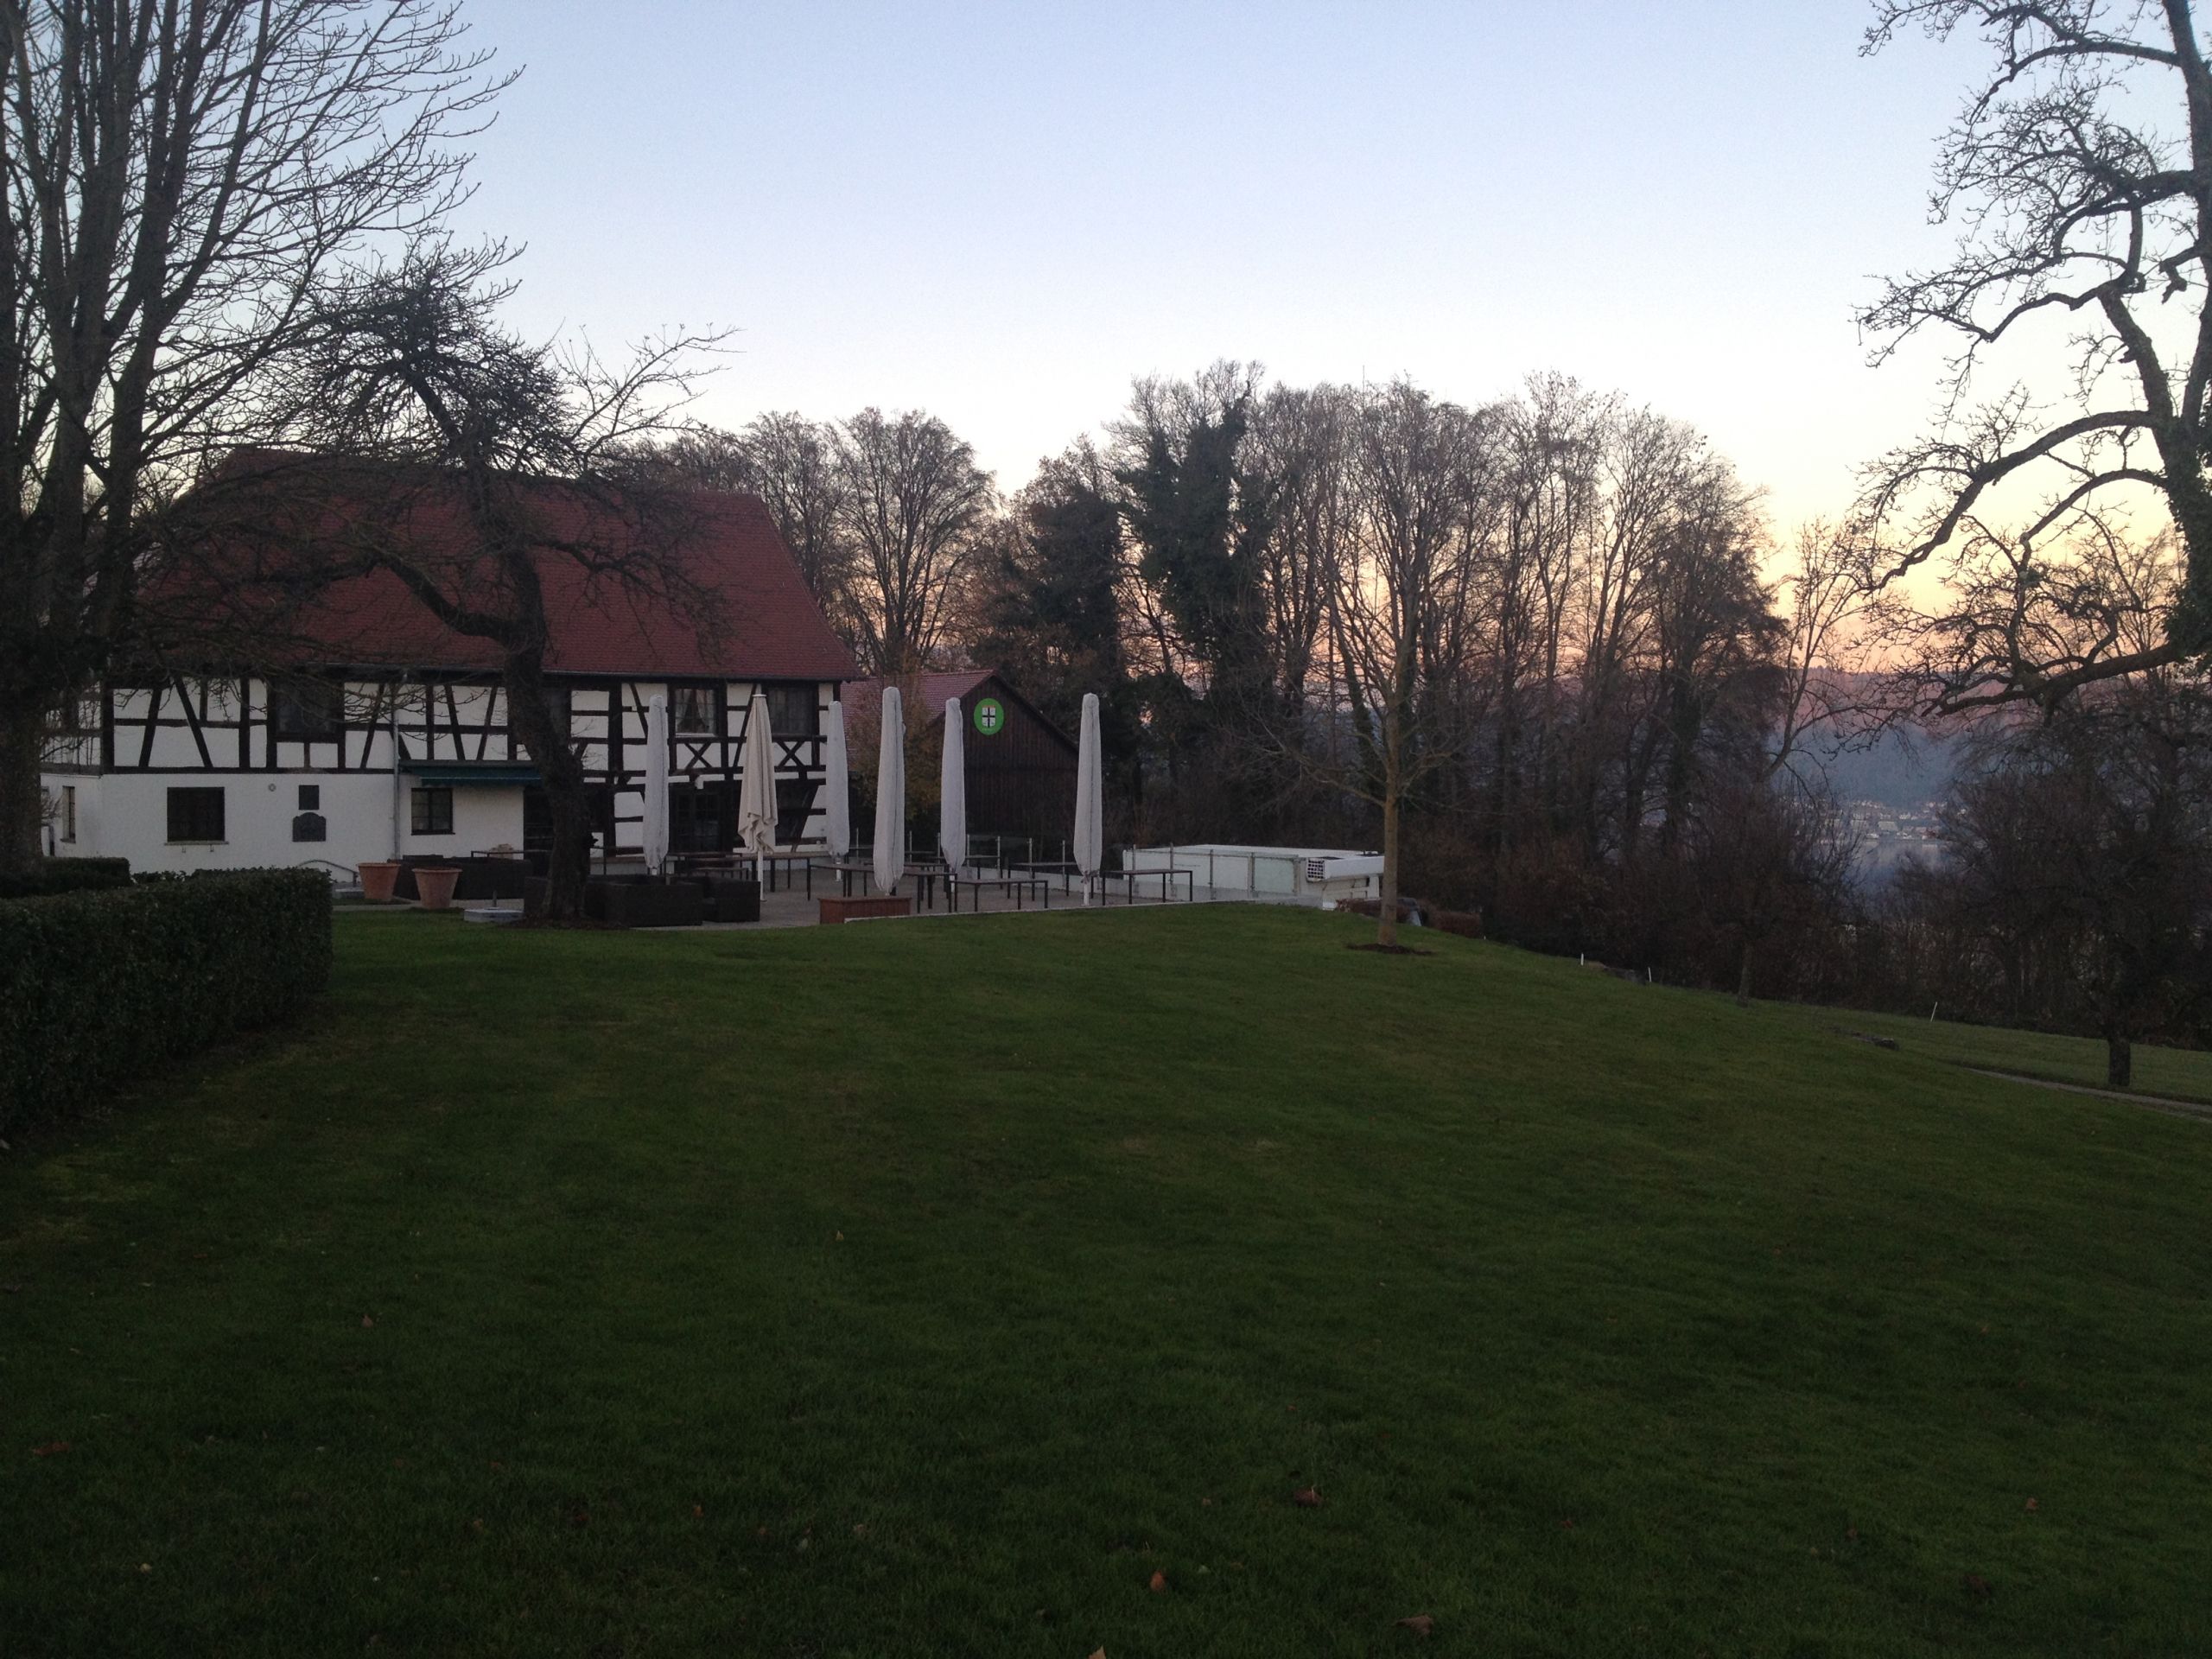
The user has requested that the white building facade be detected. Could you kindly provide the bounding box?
[40,471,858,877]
[42,673,840,875]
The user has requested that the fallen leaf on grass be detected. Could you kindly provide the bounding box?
[1147,1571,1167,1592]
[2024,1498,2037,1512]
[1089,1649,1107,1658]
[1396,1613,1435,1636]
[29,1441,69,1458]
[360,1315,374,1329]
[1963,1573,1993,1600]
[1292,1487,1323,1509]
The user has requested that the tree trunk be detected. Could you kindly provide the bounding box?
[2107,1030,2133,1091]
[1377,782,1401,950]
[0,702,48,876]
[543,782,593,921]
[501,652,591,923]
[1735,938,1753,1008]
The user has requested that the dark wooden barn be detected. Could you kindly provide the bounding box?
[845,670,1077,854]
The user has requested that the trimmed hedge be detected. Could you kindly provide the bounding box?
[0,868,333,1136]
[0,856,131,899]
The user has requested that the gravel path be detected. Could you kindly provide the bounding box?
[1967,1067,2212,1123]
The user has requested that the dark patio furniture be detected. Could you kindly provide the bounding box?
[584,875,704,928]
[701,876,761,924]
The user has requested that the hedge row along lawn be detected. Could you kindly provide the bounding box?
[3,906,2207,1656]
[0,868,333,1136]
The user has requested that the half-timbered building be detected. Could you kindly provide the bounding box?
[41,472,857,876]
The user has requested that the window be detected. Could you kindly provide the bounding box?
[273,679,342,738]
[410,786,454,836]
[762,683,818,740]
[167,786,225,842]
[291,783,324,843]
[775,777,817,845]
[671,784,729,855]
[672,684,717,735]
[60,785,76,843]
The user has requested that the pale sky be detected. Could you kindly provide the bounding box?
[448,2,1979,534]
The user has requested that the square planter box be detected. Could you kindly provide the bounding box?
[819,893,913,925]
[705,878,760,925]
[586,877,704,929]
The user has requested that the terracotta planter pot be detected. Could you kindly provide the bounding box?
[358,861,401,904]
[413,867,461,911]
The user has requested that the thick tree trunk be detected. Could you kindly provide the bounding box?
[1377,784,1401,950]
[543,782,593,921]
[0,703,48,876]
[1735,938,1754,1008]
[501,652,591,924]
[2106,1030,2133,1091]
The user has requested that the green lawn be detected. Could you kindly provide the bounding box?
[3,907,2208,1657]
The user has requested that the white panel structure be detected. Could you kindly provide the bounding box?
[1123,844,1383,906]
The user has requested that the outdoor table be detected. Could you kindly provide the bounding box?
[903,861,949,911]
[1009,859,1081,896]
[815,857,875,898]
[1118,866,1194,905]
[949,870,1053,912]
[758,852,817,896]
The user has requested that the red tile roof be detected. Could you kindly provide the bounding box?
[169,452,856,683]
[845,670,997,723]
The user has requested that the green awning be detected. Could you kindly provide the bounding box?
[406,762,540,786]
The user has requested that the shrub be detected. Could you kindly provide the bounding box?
[0,856,132,900]
[0,868,332,1136]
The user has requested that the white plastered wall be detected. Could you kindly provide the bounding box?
[41,768,523,876]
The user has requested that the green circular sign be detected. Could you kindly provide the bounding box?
[972,697,1006,736]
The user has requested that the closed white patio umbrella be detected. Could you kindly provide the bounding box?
[823,697,851,860]
[1074,691,1103,905]
[940,696,967,884]
[873,684,905,897]
[736,692,778,887]
[643,693,671,875]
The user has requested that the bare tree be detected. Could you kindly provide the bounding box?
[639,415,853,621]
[0,0,505,872]
[1940,664,2212,1086]
[834,408,994,678]
[241,243,727,921]
[1315,380,1494,948]
[735,413,851,615]
[1858,1,2212,705]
